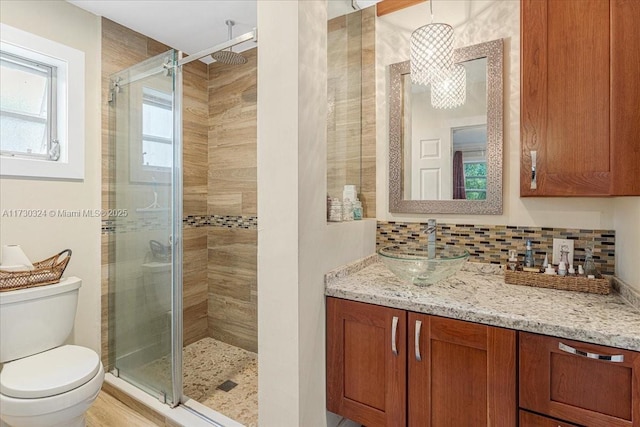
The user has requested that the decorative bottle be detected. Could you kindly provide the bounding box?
[524,240,534,268]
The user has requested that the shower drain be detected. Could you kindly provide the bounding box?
[216,380,238,392]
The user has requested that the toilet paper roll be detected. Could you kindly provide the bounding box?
[1,245,34,270]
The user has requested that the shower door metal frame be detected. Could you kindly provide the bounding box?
[170,50,184,407]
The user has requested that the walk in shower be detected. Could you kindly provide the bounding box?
[106,26,258,426]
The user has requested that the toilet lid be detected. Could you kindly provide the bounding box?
[0,345,100,398]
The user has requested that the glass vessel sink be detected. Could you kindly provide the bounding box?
[378,245,470,286]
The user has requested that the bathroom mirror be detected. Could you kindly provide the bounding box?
[388,38,503,214]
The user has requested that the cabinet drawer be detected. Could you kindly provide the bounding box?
[519,410,579,427]
[519,332,640,426]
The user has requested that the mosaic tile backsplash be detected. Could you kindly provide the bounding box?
[377,221,615,275]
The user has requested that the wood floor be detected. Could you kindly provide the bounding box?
[87,391,162,427]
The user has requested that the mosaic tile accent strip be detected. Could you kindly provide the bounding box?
[102,215,258,234]
[184,215,258,229]
[377,221,616,275]
[102,220,115,234]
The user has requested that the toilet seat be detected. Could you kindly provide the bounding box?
[0,345,100,398]
[0,361,104,425]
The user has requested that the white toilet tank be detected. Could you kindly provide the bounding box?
[0,277,81,363]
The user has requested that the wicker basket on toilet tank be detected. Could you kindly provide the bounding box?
[0,249,72,292]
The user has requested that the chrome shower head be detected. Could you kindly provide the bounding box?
[211,19,247,65]
[211,49,247,65]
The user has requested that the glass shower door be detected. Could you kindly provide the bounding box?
[108,49,182,405]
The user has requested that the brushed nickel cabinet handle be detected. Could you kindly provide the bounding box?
[530,150,537,190]
[558,342,624,363]
[415,320,422,361]
[391,316,399,356]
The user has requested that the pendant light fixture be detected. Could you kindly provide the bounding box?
[410,0,454,86]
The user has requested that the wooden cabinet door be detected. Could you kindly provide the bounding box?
[521,0,612,196]
[408,314,516,427]
[610,0,640,195]
[326,297,406,427]
[519,410,579,427]
[520,332,640,426]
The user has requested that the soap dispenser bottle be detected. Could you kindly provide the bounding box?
[524,240,535,268]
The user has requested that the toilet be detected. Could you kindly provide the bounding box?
[0,277,104,427]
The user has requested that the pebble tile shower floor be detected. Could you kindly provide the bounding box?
[141,337,258,426]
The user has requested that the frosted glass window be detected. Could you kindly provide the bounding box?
[141,87,172,169]
[0,51,57,159]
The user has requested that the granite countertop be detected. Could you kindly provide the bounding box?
[325,255,640,351]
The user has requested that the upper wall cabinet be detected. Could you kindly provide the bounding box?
[520,0,640,197]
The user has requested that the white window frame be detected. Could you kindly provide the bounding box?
[0,50,58,160]
[141,87,173,172]
[127,83,173,185]
[0,23,84,180]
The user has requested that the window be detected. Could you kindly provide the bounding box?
[142,87,173,170]
[0,51,59,160]
[463,161,487,200]
[0,23,84,180]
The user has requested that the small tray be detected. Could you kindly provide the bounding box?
[504,269,610,295]
[0,249,72,292]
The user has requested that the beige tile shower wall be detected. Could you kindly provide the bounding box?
[207,48,258,352]
[100,19,208,366]
[207,228,258,353]
[180,46,209,347]
[360,6,376,217]
[327,8,376,217]
[327,14,360,201]
[182,62,209,216]
[183,227,208,345]
[208,48,258,216]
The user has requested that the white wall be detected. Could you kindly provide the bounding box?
[614,198,640,290]
[257,1,376,426]
[374,1,640,290]
[0,1,102,352]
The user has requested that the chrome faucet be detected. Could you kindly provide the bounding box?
[425,219,437,259]
[424,219,437,245]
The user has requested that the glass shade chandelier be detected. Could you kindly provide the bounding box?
[409,0,466,109]
[410,22,454,86]
[431,63,466,109]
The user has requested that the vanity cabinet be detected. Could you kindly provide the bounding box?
[520,0,640,196]
[326,297,517,426]
[326,297,406,427]
[407,313,517,427]
[519,332,640,426]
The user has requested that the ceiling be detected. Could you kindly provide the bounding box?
[68,1,497,65]
[68,0,258,64]
[68,0,361,64]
